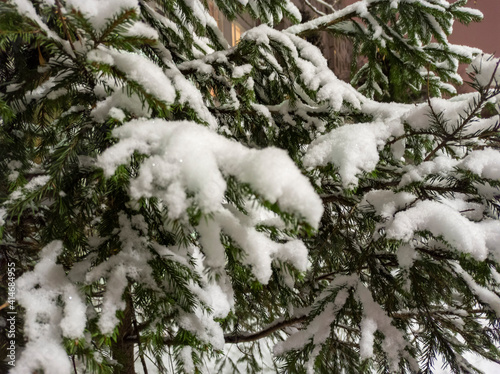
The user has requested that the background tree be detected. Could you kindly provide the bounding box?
[294,0,483,102]
[0,1,499,374]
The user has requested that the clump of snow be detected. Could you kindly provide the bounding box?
[164,65,218,129]
[189,267,233,319]
[232,64,253,79]
[178,307,225,350]
[108,107,126,121]
[439,196,484,221]
[242,25,362,111]
[460,149,500,180]
[466,54,500,87]
[403,97,473,131]
[107,49,176,104]
[97,119,323,227]
[65,0,140,30]
[399,156,458,187]
[356,283,413,371]
[84,213,156,334]
[212,208,308,284]
[197,218,226,269]
[0,208,6,226]
[179,346,194,373]
[304,122,393,188]
[89,45,192,122]
[96,265,128,334]
[87,49,115,65]
[463,116,499,136]
[284,0,302,22]
[478,220,500,262]
[274,240,308,272]
[13,0,65,46]
[359,317,377,359]
[362,190,417,219]
[13,241,86,374]
[386,200,488,261]
[92,81,151,121]
[452,263,500,316]
[396,244,418,269]
[124,21,159,40]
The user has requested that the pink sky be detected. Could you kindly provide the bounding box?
[448,0,500,54]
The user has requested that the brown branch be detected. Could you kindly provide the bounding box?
[55,0,75,52]
[320,194,355,206]
[288,0,386,38]
[224,316,308,344]
[72,356,78,374]
[0,302,10,311]
[126,315,309,345]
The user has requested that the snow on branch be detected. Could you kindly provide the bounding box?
[97,119,323,227]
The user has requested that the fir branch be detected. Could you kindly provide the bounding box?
[55,0,76,52]
[423,84,499,162]
[223,315,308,344]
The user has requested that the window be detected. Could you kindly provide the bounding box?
[231,22,242,46]
[208,1,248,47]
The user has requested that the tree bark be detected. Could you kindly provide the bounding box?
[111,291,136,374]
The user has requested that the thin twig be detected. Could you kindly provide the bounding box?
[55,0,76,51]
[423,60,500,162]
[130,295,149,374]
[224,316,308,344]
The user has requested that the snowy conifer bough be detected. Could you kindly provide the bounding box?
[1,0,499,373]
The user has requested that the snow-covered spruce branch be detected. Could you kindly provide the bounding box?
[423,80,500,162]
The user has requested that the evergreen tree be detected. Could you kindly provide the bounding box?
[0,1,499,373]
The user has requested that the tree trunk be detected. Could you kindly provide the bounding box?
[112,291,136,374]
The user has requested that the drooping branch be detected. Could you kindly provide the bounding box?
[287,0,386,38]
[223,315,308,344]
[125,315,309,346]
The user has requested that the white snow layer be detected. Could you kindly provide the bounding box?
[12,241,86,374]
[97,119,323,227]
[88,46,218,128]
[356,283,417,371]
[386,200,489,260]
[65,0,140,29]
[304,122,393,187]
[460,149,500,180]
[242,25,363,111]
[97,119,322,284]
[467,54,500,87]
[452,263,500,316]
[84,213,157,334]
